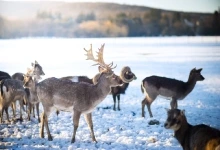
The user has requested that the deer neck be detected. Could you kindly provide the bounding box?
[95,73,111,97]
[29,81,37,93]
[174,117,192,148]
[185,75,197,95]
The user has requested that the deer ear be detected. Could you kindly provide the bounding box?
[197,68,202,73]
[31,63,34,67]
[35,60,39,64]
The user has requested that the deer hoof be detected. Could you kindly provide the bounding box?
[48,135,53,141]
[71,138,75,143]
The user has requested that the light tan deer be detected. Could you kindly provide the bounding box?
[35,44,130,143]
[164,108,220,150]
[141,68,205,118]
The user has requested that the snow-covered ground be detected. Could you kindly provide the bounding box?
[0,36,220,150]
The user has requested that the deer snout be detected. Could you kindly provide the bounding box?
[164,122,169,129]
[200,75,205,81]
[41,71,45,76]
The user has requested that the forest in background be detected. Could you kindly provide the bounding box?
[0,1,220,39]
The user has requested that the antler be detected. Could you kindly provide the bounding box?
[84,44,117,70]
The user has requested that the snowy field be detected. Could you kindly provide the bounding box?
[0,36,220,150]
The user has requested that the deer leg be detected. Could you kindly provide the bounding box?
[0,108,3,123]
[11,102,16,118]
[40,112,52,141]
[5,107,10,122]
[32,105,35,118]
[71,111,81,143]
[19,100,23,121]
[84,113,97,143]
[112,94,116,111]
[27,103,32,121]
[45,113,52,141]
[141,99,146,117]
[36,103,40,123]
[142,98,153,118]
[170,98,177,109]
[40,112,45,138]
[117,95,120,111]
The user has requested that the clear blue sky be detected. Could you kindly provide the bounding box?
[63,0,219,13]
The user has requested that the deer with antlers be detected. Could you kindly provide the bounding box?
[34,44,132,143]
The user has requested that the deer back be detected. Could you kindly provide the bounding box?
[143,76,187,98]
[0,71,11,81]
[37,72,118,113]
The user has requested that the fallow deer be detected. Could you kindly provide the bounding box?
[11,61,45,121]
[164,108,220,150]
[141,68,204,118]
[36,44,130,143]
[0,79,27,123]
[61,67,136,111]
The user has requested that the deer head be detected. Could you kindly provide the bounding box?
[189,68,205,81]
[23,74,34,89]
[164,108,186,131]
[31,60,45,76]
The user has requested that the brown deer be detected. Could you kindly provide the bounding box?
[141,68,205,118]
[60,67,136,111]
[11,61,45,121]
[164,108,220,150]
[0,79,27,123]
[36,44,131,143]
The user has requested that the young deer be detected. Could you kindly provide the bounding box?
[141,68,205,118]
[11,61,45,121]
[36,44,130,143]
[164,108,220,150]
[23,67,45,123]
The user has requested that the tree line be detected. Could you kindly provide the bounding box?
[0,6,219,39]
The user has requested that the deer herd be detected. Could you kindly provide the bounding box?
[0,43,220,149]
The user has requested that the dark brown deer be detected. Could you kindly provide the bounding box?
[141,68,205,118]
[164,108,220,150]
[36,44,131,143]
[0,71,11,81]
[0,79,27,123]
